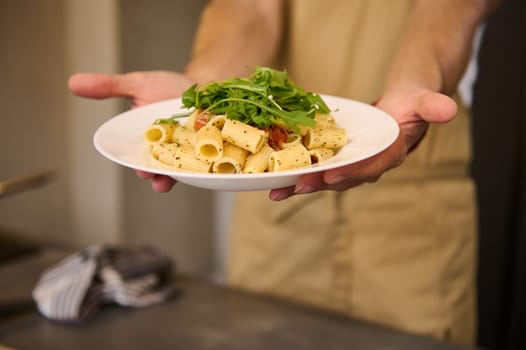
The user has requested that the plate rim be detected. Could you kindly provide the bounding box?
[93,94,399,190]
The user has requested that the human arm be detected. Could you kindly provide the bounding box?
[184,0,283,83]
[269,0,501,200]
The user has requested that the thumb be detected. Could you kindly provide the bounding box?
[68,73,135,99]
[415,91,457,124]
[378,89,458,125]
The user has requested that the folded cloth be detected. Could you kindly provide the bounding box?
[32,245,176,323]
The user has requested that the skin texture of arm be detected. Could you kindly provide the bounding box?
[184,0,284,84]
[68,0,500,198]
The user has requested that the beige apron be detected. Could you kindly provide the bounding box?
[227,0,477,345]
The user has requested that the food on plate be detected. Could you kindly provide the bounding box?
[143,66,348,173]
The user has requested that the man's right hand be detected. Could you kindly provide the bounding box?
[68,70,195,192]
[68,70,194,108]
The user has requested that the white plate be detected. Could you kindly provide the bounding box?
[93,95,399,191]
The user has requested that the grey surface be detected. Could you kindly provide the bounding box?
[0,249,477,350]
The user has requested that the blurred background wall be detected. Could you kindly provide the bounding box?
[0,0,217,278]
[0,0,70,244]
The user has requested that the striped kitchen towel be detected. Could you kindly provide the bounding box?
[32,245,176,323]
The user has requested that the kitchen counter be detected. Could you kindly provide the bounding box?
[0,248,479,350]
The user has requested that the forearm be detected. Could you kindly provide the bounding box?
[384,0,500,95]
[184,0,284,84]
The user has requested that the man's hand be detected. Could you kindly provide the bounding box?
[68,71,193,108]
[69,71,194,192]
[268,88,457,201]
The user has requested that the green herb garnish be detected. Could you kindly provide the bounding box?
[156,66,330,132]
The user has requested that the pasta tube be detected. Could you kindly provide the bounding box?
[172,126,196,148]
[212,143,249,174]
[195,124,223,161]
[151,143,179,160]
[221,119,266,153]
[207,114,227,130]
[144,123,177,143]
[280,133,302,149]
[269,144,311,172]
[303,127,347,150]
[308,147,334,164]
[314,113,335,128]
[292,113,335,136]
[158,152,176,166]
[243,145,274,173]
[173,146,212,173]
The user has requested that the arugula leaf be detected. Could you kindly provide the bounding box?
[157,66,331,132]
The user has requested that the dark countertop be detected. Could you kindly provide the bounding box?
[0,248,478,350]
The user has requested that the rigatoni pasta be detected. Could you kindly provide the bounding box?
[144,123,178,144]
[303,126,347,149]
[308,147,335,164]
[172,125,196,147]
[243,145,274,173]
[213,143,249,173]
[144,110,347,174]
[269,144,311,172]
[171,146,212,173]
[195,124,223,161]
[143,67,348,174]
[221,119,266,154]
